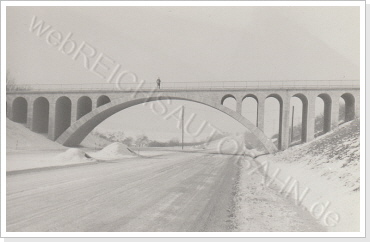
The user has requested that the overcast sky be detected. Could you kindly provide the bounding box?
[6,6,360,141]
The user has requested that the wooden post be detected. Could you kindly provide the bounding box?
[290,106,295,144]
[181,106,184,150]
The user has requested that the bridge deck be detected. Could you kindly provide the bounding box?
[6,80,360,93]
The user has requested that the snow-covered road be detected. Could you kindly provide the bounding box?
[7,151,239,232]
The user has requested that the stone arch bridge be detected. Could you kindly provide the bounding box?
[6,82,360,154]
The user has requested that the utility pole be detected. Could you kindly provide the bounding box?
[181,105,184,150]
[291,106,295,143]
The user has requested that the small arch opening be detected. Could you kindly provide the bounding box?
[290,94,308,145]
[77,96,92,120]
[55,96,72,140]
[221,94,236,111]
[97,95,111,107]
[12,97,28,123]
[32,97,49,133]
[242,95,258,126]
[315,94,332,137]
[339,93,355,124]
[264,94,283,149]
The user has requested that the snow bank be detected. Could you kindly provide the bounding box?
[7,119,63,151]
[235,157,326,232]
[88,142,137,160]
[7,120,97,171]
[53,148,93,163]
[7,148,96,172]
[255,119,360,232]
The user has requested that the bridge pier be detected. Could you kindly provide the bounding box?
[71,100,78,123]
[236,101,242,114]
[331,94,340,130]
[257,98,265,132]
[6,100,13,120]
[48,101,57,141]
[280,93,291,150]
[26,98,34,129]
[355,92,360,118]
[305,95,316,143]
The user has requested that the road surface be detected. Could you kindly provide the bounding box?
[7,151,239,232]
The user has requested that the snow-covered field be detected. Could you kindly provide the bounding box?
[237,119,360,232]
[234,157,325,232]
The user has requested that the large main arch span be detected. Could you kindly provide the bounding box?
[56,94,279,153]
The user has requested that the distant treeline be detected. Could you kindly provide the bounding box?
[6,70,31,91]
[91,130,229,148]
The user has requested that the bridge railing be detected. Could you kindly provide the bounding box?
[6,80,360,92]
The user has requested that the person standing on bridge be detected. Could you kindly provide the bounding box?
[156,77,161,89]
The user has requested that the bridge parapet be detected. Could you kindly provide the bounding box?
[6,80,360,93]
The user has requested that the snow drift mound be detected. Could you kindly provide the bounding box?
[53,148,95,163]
[88,142,137,160]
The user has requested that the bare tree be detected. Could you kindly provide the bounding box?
[6,70,30,91]
[6,70,16,91]
[136,135,150,148]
